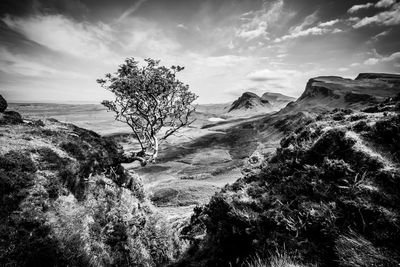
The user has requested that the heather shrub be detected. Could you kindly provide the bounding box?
[179,104,400,266]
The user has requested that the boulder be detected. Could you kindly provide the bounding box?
[0,95,7,112]
[0,110,23,124]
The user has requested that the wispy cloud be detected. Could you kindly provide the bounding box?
[235,0,284,41]
[193,54,247,68]
[2,14,115,59]
[369,30,391,42]
[348,3,374,14]
[375,0,396,8]
[364,51,400,65]
[348,0,396,13]
[353,3,400,27]
[0,47,87,78]
[177,23,188,30]
[246,68,301,82]
[274,17,342,43]
[117,0,147,22]
[319,19,340,27]
[290,11,319,33]
[364,49,400,66]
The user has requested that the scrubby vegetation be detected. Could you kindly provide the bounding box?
[0,118,182,266]
[178,96,400,266]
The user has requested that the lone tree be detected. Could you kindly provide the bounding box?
[97,58,197,166]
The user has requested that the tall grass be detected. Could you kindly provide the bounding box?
[244,252,309,267]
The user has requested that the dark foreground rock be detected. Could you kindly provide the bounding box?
[0,95,7,112]
[0,96,23,124]
[0,110,23,124]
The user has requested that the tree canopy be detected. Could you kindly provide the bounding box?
[97,58,197,165]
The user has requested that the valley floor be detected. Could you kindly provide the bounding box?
[10,103,283,224]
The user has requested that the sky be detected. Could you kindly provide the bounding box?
[0,0,399,104]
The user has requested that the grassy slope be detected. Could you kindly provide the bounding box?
[0,117,182,266]
[178,96,400,267]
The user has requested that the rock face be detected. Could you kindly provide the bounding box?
[284,74,400,113]
[0,95,7,112]
[356,73,400,85]
[228,92,271,112]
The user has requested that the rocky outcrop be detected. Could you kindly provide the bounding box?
[286,74,400,113]
[356,73,400,85]
[228,92,271,112]
[0,95,7,112]
[0,96,23,124]
[298,76,343,101]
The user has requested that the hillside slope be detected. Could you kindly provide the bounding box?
[0,105,181,266]
[178,92,400,266]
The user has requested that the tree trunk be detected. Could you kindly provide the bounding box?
[118,151,147,166]
[152,136,159,161]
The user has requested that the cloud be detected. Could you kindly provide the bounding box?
[364,58,381,65]
[353,3,400,27]
[375,0,396,8]
[347,0,396,14]
[0,47,86,78]
[246,68,301,82]
[117,0,147,22]
[235,0,283,41]
[347,17,361,22]
[177,23,188,30]
[348,3,374,13]
[369,30,391,42]
[319,19,340,27]
[364,51,400,65]
[1,13,181,62]
[193,54,247,68]
[242,67,324,98]
[2,14,115,59]
[274,23,341,42]
[290,11,319,33]
[121,19,181,55]
[274,12,343,43]
[275,27,329,42]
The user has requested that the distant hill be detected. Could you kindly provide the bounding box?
[228,92,271,113]
[282,74,400,114]
[226,91,296,117]
[261,92,296,109]
[261,91,296,103]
